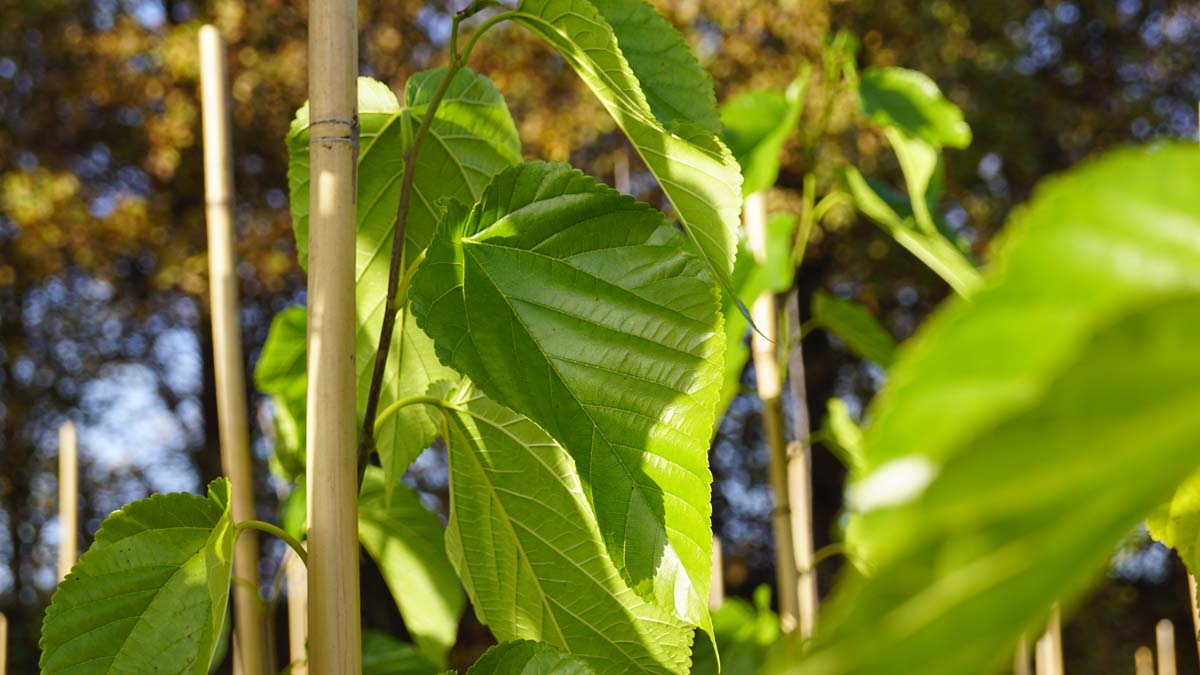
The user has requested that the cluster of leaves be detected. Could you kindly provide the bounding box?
[40,0,746,672]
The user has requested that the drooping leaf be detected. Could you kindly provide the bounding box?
[721,77,806,196]
[691,586,781,675]
[40,479,235,674]
[858,67,970,150]
[840,165,980,296]
[768,145,1200,675]
[255,305,308,481]
[286,69,520,491]
[857,67,970,241]
[362,630,441,675]
[511,0,743,308]
[809,291,897,367]
[1147,468,1200,578]
[820,398,864,474]
[465,641,596,675]
[359,467,464,667]
[411,160,722,637]
[437,390,695,675]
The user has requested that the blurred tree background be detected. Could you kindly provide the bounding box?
[2,0,1200,671]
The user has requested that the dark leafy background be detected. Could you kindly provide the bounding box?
[2,0,1199,671]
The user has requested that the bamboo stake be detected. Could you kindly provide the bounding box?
[784,288,819,639]
[1014,635,1031,675]
[1157,619,1177,675]
[0,611,7,675]
[1035,604,1065,675]
[708,535,724,611]
[56,421,78,581]
[745,192,803,634]
[1189,575,1200,665]
[1136,646,1155,675]
[287,546,309,675]
[305,0,361,669]
[613,147,631,194]
[199,25,268,675]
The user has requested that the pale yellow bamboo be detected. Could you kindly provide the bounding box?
[56,421,78,581]
[0,611,7,675]
[1014,635,1031,675]
[287,546,309,675]
[305,0,361,669]
[1136,646,1155,675]
[1036,604,1065,675]
[613,147,631,194]
[199,25,267,675]
[708,535,724,611]
[744,191,803,634]
[1157,619,1177,675]
[1189,575,1200,665]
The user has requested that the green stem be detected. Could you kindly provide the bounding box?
[357,10,514,483]
[374,395,460,435]
[236,520,308,567]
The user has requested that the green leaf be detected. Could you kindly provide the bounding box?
[858,67,970,241]
[362,630,441,675]
[465,641,596,675]
[691,586,780,675]
[255,305,308,481]
[40,479,235,674]
[720,77,806,196]
[512,0,743,309]
[840,165,980,296]
[411,161,722,638]
[1147,468,1200,577]
[359,467,464,667]
[821,398,864,474]
[858,67,970,150]
[286,70,520,490]
[438,390,695,675]
[588,0,720,134]
[809,291,896,367]
[770,145,1200,675]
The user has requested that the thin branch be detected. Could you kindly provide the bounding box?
[356,11,513,482]
[236,520,309,567]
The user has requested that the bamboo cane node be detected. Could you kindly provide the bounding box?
[773,506,794,517]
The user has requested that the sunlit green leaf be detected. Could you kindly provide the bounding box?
[359,467,464,667]
[512,0,743,309]
[40,479,235,674]
[255,305,308,481]
[1147,468,1200,578]
[465,640,596,675]
[821,398,864,474]
[858,67,970,150]
[286,70,519,491]
[840,165,979,295]
[810,291,896,367]
[438,390,694,675]
[769,144,1200,675]
[721,78,805,196]
[411,161,722,637]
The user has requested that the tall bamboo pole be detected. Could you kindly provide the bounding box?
[199,25,268,675]
[1014,635,1031,675]
[1136,646,1155,675]
[287,546,309,675]
[745,192,801,633]
[708,535,724,611]
[1157,619,1177,675]
[1035,604,1064,675]
[784,285,819,639]
[56,421,78,581]
[0,611,7,675]
[305,0,361,669]
[1189,575,1200,665]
